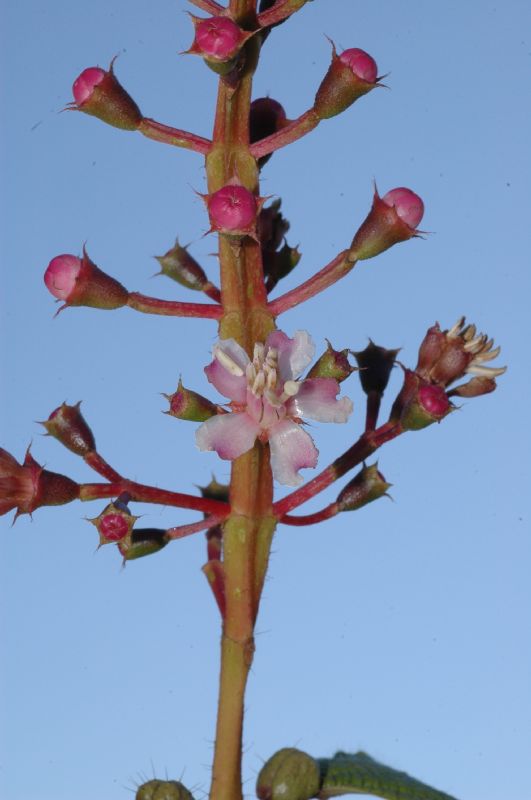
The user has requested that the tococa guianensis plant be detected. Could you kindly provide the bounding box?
[3,2,509,800]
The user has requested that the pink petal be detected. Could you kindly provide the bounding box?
[268,420,318,486]
[266,329,315,381]
[289,378,353,423]
[204,338,249,402]
[195,412,259,460]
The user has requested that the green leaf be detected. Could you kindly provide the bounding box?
[317,751,459,800]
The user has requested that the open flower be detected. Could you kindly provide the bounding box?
[195,331,353,486]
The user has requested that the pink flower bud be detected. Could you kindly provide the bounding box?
[418,383,451,417]
[349,187,424,260]
[195,17,242,59]
[164,378,219,422]
[100,513,130,542]
[314,43,379,120]
[382,187,424,229]
[390,370,452,431]
[89,497,138,546]
[306,340,356,383]
[338,48,378,83]
[72,67,105,105]
[71,62,142,131]
[207,184,258,235]
[44,249,128,312]
[44,255,81,300]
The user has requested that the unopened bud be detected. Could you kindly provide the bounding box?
[250,98,288,166]
[187,15,254,75]
[199,476,230,503]
[257,748,321,800]
[89,498,137,546]
[349,187,424,261]
[0,447,79,519]
[207,183,260,237]
[264,243,301,292]
[71,62,142,130]
[336,463,391,512]
[136,779,194,800]
[307,340,355,382]
[40,402,96,456]
[155,239,210,291]
[44,249,128,312]
[119,528,169,561]
[164,379,219,422]
[391,370,451,431]
[314,44,379,120]
[258,199,290,252]
[353,340,400,395]
[448,376,497,399]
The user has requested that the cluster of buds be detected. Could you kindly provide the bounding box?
[391,318,506,431]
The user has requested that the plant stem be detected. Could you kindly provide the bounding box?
[268,250,356,315]
[127,292,222,319]
[139,118,212,154]
[79,480,229,515]
[206,11,277,798]
[250,109,320,159]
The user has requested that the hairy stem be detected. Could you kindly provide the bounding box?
[127,292,222,319]
[139,118,212,154]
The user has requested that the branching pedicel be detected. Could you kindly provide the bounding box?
[2,2,506,799]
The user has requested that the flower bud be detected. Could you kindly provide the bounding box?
[314,44,379,120]
[155,239,210,291]
[40,402,96,456]
[263,243,301,293]
[349,187,424,261]
[258,199,290,253]
[250,98,288,166]
[0,447,79,519]
[336,463,391,512]
[353,340,400,395]
[187,15,254,75]
[207,184,260,237]
[89,497,138,546]
[71,62,142,130]
[306,340,355,383]
[164,378,219,422]
[416,317,506,388]
[44,249,128,312]
[447,376,497,399]
[118,528,169,561]
[256,748,321,800]
[390,370,452,431]
[136,779,194,800]
[199,476,230,503]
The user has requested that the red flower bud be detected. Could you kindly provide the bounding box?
[336,462,391,512]
[71,62,142,130]
[40,401,96,456]
[314,43,379,120]
[164,378,220,422]
[186,15,255,75]
[44,249,128,312]
[306,340,356,383]
[207,184,260,237]
[0,447,79,519]
[349,187,424,261]
[391,370,452,431]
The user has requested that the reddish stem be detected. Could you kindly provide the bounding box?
[127,292,222,319]
[257,0,308,28]
[84,451,122,482]
[281,502,338,526]
[365,390,382,432]
[167,514,225,540]
[273,421,402,516]
[203,282,222,303]
[79,480,230,515]
[250,109,319,158]
[268,250,355,315]
[188,0,225,14]
[138,118,212,155]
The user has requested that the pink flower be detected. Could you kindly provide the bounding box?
[195,331,353,486]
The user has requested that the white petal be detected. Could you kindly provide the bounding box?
[290,378,353,423]
[267,329,315,381]
[204,338,250,402]
[268,420,318,486]
[195,413,259,460]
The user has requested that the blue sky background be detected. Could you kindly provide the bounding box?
[1,2,530,799]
